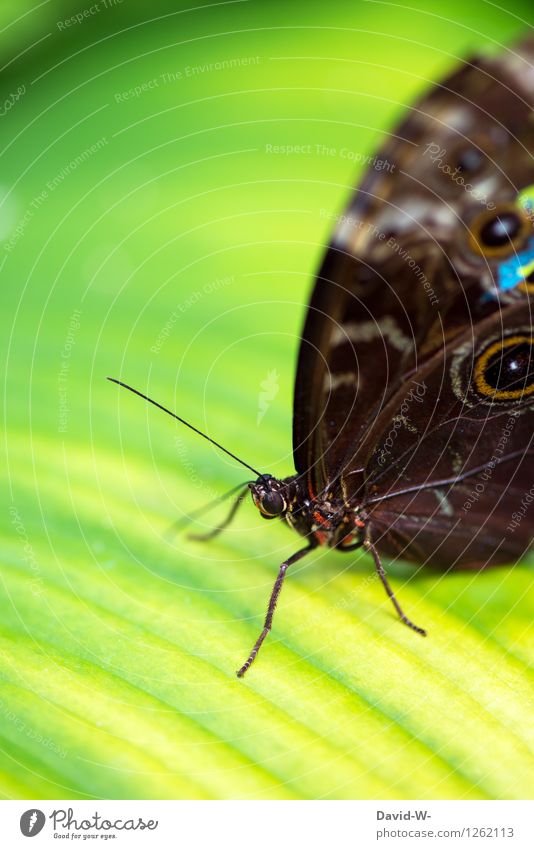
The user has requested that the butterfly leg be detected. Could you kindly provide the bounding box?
[237,541,316,677]
[364,535,427,636]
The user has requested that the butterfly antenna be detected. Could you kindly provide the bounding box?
[107,378,262,477]
[165,481,251,540]
[187,484,250,542]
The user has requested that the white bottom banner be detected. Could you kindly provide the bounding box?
[1,800,533,848]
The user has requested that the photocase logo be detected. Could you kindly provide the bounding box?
[257,369,280,425]
[20,809,46,837]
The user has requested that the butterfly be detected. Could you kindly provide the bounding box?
[110,36,534,677]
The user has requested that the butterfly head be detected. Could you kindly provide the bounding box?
[249,474,289,520]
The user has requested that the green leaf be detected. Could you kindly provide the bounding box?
[1,0,533,800]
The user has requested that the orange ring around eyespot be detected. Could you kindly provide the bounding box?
[474,336,534,399]
[468,206,531,258]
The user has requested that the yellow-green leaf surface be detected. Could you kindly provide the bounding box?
[1,0,533,800]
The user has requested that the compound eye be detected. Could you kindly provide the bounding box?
[468,204,531,258]
[260,491,286,517]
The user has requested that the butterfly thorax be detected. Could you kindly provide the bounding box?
[249,474,365,549]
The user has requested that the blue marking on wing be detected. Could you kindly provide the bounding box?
[497,236,534,291]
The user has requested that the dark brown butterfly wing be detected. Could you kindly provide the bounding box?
[358,300,534,568]
[293,37,534,498]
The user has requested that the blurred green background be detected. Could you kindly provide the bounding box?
[1,0,533,800]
